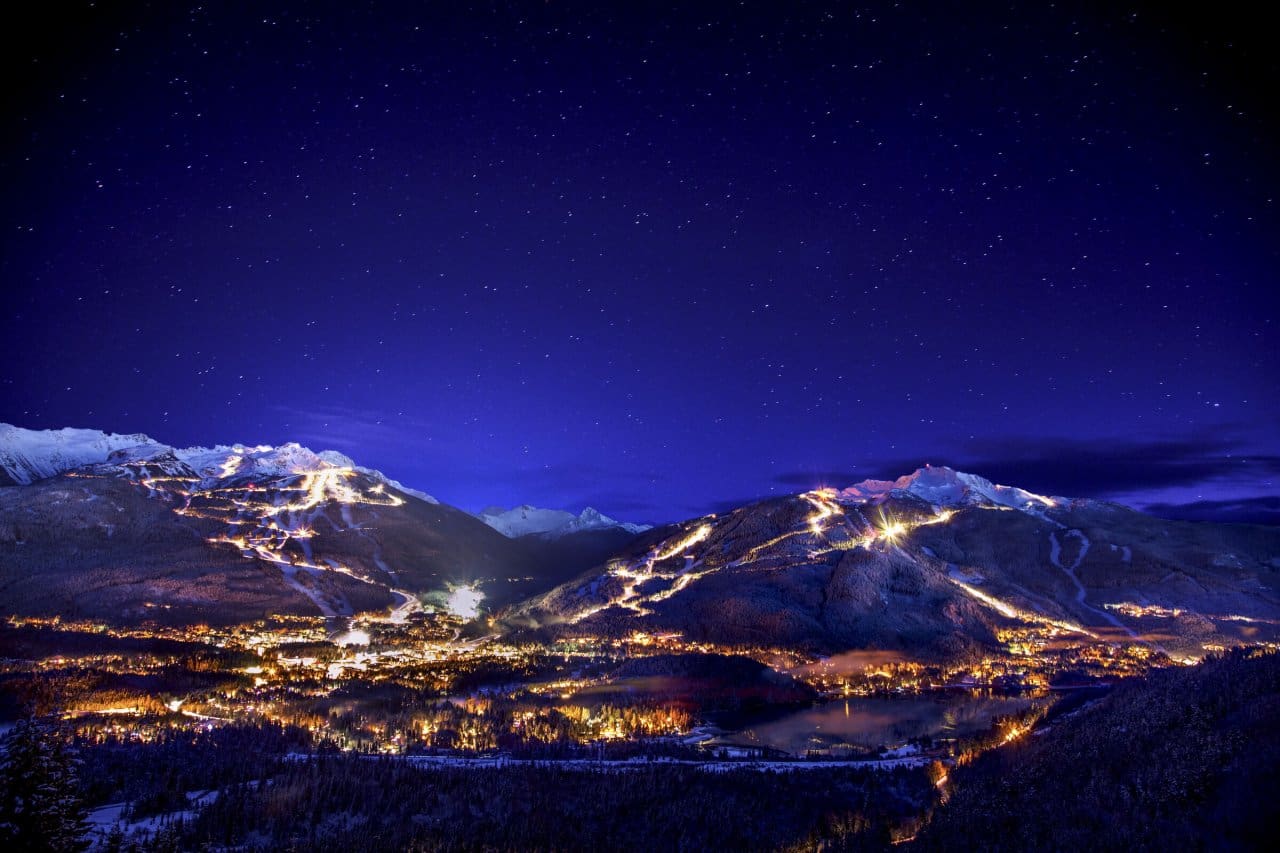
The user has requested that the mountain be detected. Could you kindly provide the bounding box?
[0,425,643,627]
[5,427,1277,660]
[477,504,651,539]
[836,464,1064,511]
[0,425,167,487]
[0,424,438,504]
[504,465,1280,661]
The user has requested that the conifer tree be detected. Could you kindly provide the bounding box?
[0,715,91,852]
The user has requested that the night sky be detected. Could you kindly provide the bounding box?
[2,3,1277,523]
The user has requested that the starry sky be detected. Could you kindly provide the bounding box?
[2,3,1277,523]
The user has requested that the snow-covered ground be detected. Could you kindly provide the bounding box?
[85,788,220,849]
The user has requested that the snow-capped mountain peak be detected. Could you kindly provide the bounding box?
[838,464,1063,512]
[562,507,651,535]
[0,424,169,486]
[0,424,436,503]
[316,450,437,504]
[476,504,651,539]
[175,442,325,481]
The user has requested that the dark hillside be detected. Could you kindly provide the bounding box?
[914,648,1280,851]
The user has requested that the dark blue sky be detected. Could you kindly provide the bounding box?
[2,3,1277,523]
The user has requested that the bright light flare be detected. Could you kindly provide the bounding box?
[880,519,908,541]
[334,628,371,647]
[446,585,485,619]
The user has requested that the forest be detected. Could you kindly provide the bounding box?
[913,646,1280,850]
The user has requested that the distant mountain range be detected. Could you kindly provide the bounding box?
[476,504,651,539]
[2,426,1278,662]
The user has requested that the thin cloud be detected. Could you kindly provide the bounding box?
[269,404,440,453]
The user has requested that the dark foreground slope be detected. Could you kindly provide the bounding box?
[8,652,1274,851]
[914,647,1280,851]
[168,760,930,851]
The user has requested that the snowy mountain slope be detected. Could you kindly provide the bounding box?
[837,464,1062,513]
[0,424,168,486]
[507,469,1280,660]
[561,507,651,536]
[0,424,436,502]
[477,505,576,537]
[0,423,642,626]
[316,450,438,504]
[477,504,651,538]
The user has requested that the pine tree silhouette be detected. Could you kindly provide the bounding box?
[0,714,90,852]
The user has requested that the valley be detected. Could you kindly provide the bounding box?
[2,426,1278,849]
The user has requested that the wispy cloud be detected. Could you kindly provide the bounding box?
[269,404,441,454]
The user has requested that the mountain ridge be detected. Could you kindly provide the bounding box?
[0,424,654,534]
[476,504,652,539]
[505,473,1280,661]
[0,424,438,504]
[0,424,649,629]
[3,424,1277,663]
